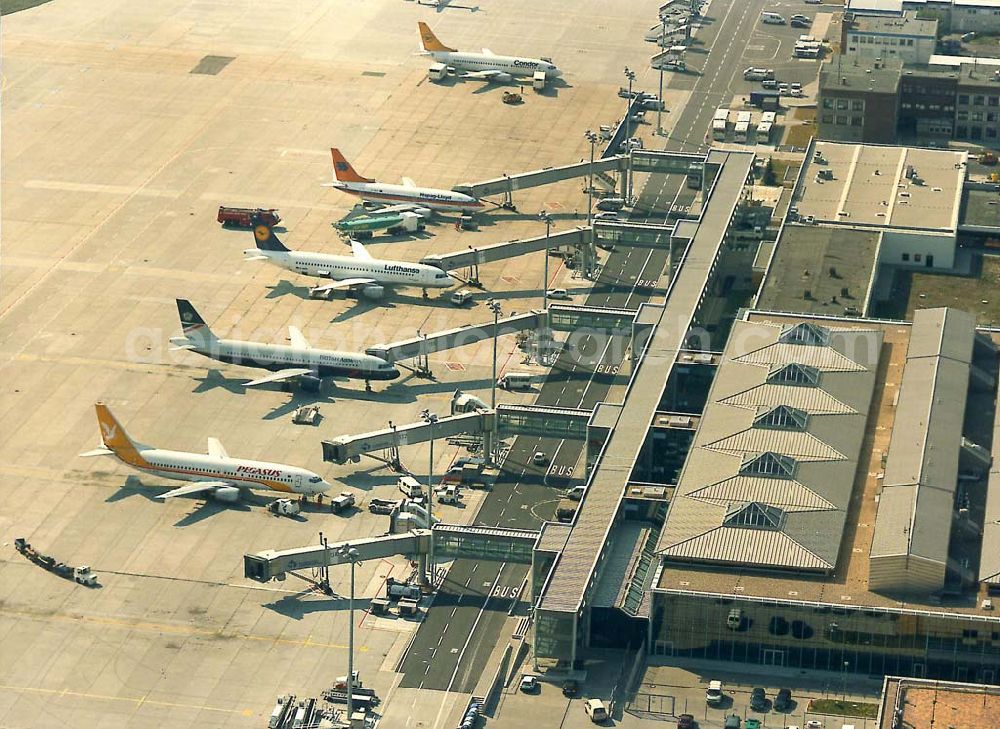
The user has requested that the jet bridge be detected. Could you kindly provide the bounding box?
[322,411,491,465]
[244,525,539,583]
[365,304,642,365]
[452,156,628,201]
[421,227,594,278]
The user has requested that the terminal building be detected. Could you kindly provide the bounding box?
[526,147,1000,683]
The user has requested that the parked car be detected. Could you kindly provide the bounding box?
[750,686,768,711]
[677,714,696,729]
[746,720,761,729]
[805,721,824,729]
[774,688,793,711]
[532,451,548,465]
[546,288,571,300]
[584,699,609,723]
[706,680,724,705]
[561,679,579,697]
[724,715,741,729]
[519,675,540,693]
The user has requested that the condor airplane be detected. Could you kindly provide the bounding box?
[80,403,331,501]
[417,22,562,84]
[325,148,482,212]
[243,215,455,299]
[169,299,399,389]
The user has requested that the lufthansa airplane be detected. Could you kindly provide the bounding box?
[325,148,483,213]
[243,214,455,299]
[80,403,331,501]
[169,299,400,390]
[417,22,562,84]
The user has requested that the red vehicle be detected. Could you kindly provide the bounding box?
[217,206,280,228]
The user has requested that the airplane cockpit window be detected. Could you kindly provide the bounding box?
[308,476,323,483]
[435,272,450,279]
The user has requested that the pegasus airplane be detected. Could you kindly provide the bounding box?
[80,403,331,501]
[325,148,483,213]
[243,214,455,299]
[417,22,562,84]
[169,299,399,390]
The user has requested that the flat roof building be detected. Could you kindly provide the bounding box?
[842,12,939,65]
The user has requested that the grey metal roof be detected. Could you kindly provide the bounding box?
[535,151,756,615]
[870,308,974,566]
[536,522,572,554]
[981,370,1000,585]
[656,318,883,572]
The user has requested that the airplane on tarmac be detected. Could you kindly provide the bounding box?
[324,148,483,213]
[169,299,400,390]
[243,214,456,299]
[80,403,332,501]
[417,22,562,84]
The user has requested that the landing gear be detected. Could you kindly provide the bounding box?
[422,288,429,299]
[365,379,372,392]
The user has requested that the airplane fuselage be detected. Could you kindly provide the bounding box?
[189,338,400,381]
[332,181,482,212]
[249,249,454,289]
[118,447,329,495]
[431,50,562,79]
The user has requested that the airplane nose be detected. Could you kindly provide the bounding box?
[390,367,402,380]
[551,67,563,78]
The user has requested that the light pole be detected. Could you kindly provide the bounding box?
[842,660,850,701]
[623,66,636,139]
[420,408,438,582]
[337,545,361,721]
[585,130,598,226]
[539,211,553,311]
[657,14,667,136]
[487,299,502,411]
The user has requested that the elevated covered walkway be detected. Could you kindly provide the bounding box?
[243,524,539,583]
[452,157,627,200]
[420,227,593,276]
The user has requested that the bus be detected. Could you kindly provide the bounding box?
[712,108,730,141]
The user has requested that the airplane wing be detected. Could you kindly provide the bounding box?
[155,481,233,500]
[482,48,495,55]
[288,326,310,350]
[311,278,378,294]
[362,203,433,218]
[207,437,229,459]
[401,177,417,188]
[461,69,506,80]
[350,239,374,260]
[243,368,315,388]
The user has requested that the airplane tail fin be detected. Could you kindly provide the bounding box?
[251,214,290,252]
[330,148,375,184]
[418,22,456,53]
[174,299,218,347]
[94,403,145,462]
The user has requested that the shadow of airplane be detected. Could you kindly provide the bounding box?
[173,499,251,528]
[192,369,247,395]
[264,280,313,300]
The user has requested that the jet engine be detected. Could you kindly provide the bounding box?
[494,73,513,83]
[361,284,385,300]
[212,486,241,502]
[299,374,322,392]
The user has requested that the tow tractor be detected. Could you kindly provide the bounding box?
[15,538,98,586]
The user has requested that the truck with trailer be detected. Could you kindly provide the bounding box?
[734,111,753,143]
[217,207,280,228]
[712,108,730,141]
[15,538,98,586]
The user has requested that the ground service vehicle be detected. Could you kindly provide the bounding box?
[15,538,98,585]
[385,578,421,600]
[706,680,724,705]
[398,476,424,498]
[761,12,785,23]
[585,699,609,722]
[713,108,730,141]
[218,206,280,228]
[498,372,533,390]
[533,70,547,90]
[268,498,302,517]
[330,492,356,513]
[450,289,473,306]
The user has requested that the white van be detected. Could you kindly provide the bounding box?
[761,11,785,24]
[706,680,724,705]
[498,372,533,390]
[450,289,473,306]
[398,475,424,499]
[584,699,609,722]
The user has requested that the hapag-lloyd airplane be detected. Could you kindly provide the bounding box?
[324,148,483,212]
[80,403,331,501]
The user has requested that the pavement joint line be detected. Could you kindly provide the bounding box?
[0,682,253,715]
[1,607,368,651]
